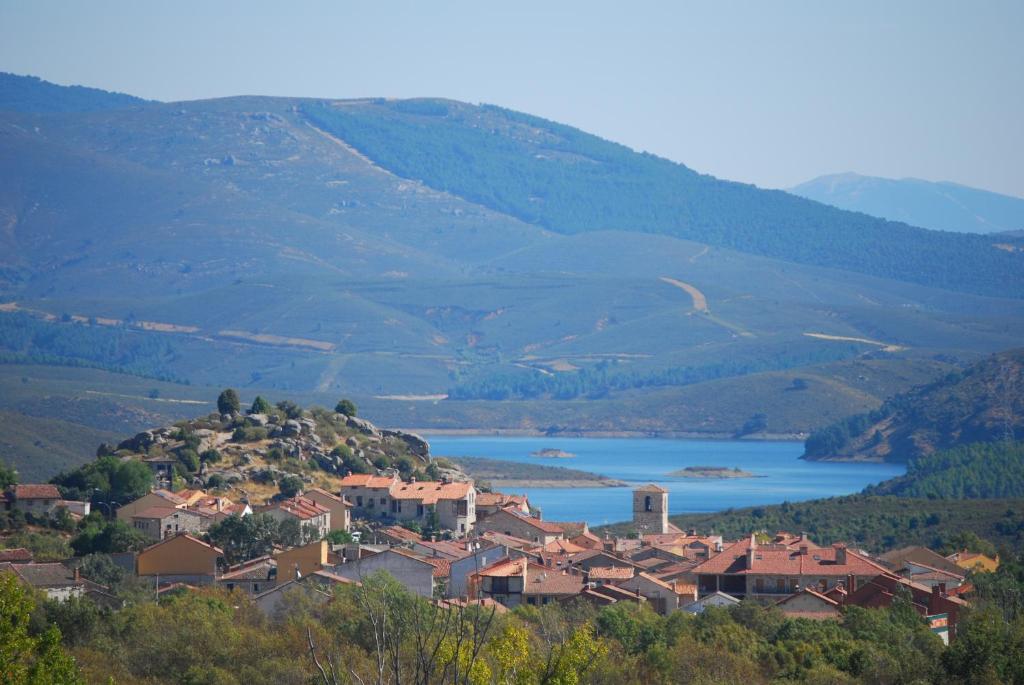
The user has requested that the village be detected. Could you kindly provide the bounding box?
[2,469,991,645]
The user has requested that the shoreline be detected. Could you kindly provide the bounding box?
[484,478,627,489]
[410,428,807,441]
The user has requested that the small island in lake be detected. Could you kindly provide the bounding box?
[668,466,759,479]
[531,448,576,458]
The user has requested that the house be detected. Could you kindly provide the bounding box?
[218,556,277,595]
[388,479,476,535]
[117,489,189,522]
[683,591,741,614]
[619,572,686,614]
[337,473,400,519]
[691,535,890,599]
[4,484,63,516]
[258,496,331,541]
[470,558,528,608]
[142,455,178,485]
[275,539,331,583]
[330,548,441,597]
[378,525,423,546]
[567,549,637,573]
[303,487,352,532]
[447,543,509,599]
[0,562,97,601]
[844,572,969,642]
[476,492,530,517]
[775,588,842,620]
[522,565,585,606]
[585,566,635,585]
[946,550,999,574]
[136,533,224,584]
[131,506,208,541]
[878,546,965,577]
[899,561,966,590]
[474,507,564,545]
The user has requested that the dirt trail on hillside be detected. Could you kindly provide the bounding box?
[803,332,905,353]
[659,277,709,313]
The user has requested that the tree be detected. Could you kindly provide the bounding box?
[51,456,153,504]
[250,395,272,415]
[335,399,357,417]
[0,573,82,684]
[200,449,222,466]
[177,449,200,474]
[278,475,304,498]
[71,520,148,556]
[0,460,16,490]
[217,388,240,415]
[207,514,281,564]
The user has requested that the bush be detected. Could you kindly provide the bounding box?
[278,475,304,498]
[232,427,268,443]
[335,399,357,417]
[216,388,240,415]
[250,395,272,414]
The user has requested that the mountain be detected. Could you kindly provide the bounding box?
[2,73,1024,451]
[790,172,1024,235]
[866,441,1024,499]
[804,348,1024,462]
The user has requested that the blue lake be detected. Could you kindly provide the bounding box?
[426,436,905,526]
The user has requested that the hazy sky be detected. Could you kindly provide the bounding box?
[2,1,1022,197]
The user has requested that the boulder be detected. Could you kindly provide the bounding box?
[382,430,430,460]
[246,414,269,427]
[346,416,381,437]
[283,420,302,436]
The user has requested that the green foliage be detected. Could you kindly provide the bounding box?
[216,388,240,415]
[249,395,272,415]
[207,513,298,565]
[176,448,200,474]
[867,441,1024,499]
[302,100,1024,298]
[449,348,861,400]
[0,312,186,382]
[0,572,82,684]
[200,448,222,465]
[334,398,357,416]
[277,475,303,498]
[50,455,154,504]
[231,426,268,443]
[0,459,17,489]
[326,529,353,545]
[275,400,302,420]
[71,519,148,556]
[2,530,72,561]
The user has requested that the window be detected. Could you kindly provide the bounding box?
[253,584,260,592]
[356,496,363,507]
[644,495,652,512]
[380,497,386,505]
[776,578,786,593]
[755,578,764,593]
[368,499,374,508]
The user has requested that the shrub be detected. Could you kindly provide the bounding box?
[335,399,357,416]
[216,388,240,415]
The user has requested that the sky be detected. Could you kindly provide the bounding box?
[1,1,1022,197]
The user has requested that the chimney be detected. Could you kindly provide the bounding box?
[936,582,947,596]
[410,476,416,484]
[799,545,809,556]
[73,566,81,582]
[835,545,847,565]
[847,574,857,592]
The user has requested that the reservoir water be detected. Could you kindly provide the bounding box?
[427,436,905,526]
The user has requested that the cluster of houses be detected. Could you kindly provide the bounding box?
[1,476,996,643]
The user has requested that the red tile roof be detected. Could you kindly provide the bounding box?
[497,508,565,534]
[691,539,889,577]
[338,474,398,489]
[379,525,423,543]
[524,565,585,596]
[390,480,472,504]
[634,483,667,493]
[13,484,61,499]
[588,566,635,581]
[0,548,33,562]
[261,496,330,521]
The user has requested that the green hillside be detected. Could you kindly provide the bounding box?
[303,99,1024,298]
[2,74,1024,445]
[804,348,1024,461]
[866,441,1024,499]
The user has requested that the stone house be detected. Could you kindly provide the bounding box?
[258,496,331,541]
[131,505,208,541]
[330,548,441,597]
[474,507,564,545]
[775,587,842,620]
[4,484,63,516]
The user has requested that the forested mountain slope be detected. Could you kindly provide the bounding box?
[804,348,1024,462]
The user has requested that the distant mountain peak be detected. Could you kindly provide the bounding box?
[790,172,1024,234]
[0,72,151,113]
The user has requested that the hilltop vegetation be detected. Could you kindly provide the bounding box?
[804,348,1024,461]
[0,71,147,112]
[304,99,1024,298]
